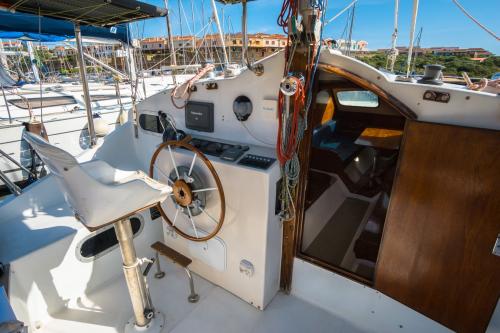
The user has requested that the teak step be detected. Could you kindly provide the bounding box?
[151,241,192,268]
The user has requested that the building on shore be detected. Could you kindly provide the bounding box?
[140,33,288,68]
[377,46,492,58]
[333,39,369,52]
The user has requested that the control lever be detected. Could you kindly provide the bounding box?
[142,257,155,277]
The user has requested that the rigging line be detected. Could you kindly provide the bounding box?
[179,0,194,36]
[191,0,197,62]
[8,0,29,11]
[346,2,356,56]
[37,6,44,126]
[59,3,108,20]
[324,0,357,26]
[160,16,213,77]
[451,0,499,41]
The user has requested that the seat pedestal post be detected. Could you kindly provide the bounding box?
[115,219,158,331]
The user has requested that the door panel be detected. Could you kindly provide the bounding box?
[375,121,500,333]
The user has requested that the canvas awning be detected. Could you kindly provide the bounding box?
[0,11,130,43]
[0,0,166,27]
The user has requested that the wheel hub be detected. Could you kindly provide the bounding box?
[173,179,193,206]
[169,165,206,216]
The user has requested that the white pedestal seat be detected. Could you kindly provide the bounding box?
[22,132,171,231]
[22,131,171,332]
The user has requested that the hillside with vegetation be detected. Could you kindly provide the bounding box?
[357,52,500,78]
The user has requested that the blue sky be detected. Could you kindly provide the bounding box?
[135,0,499,54]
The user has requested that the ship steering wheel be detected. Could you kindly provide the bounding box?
[149,137,226,242]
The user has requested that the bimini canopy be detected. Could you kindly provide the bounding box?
[0,0,166,27]
[0,11,130,43]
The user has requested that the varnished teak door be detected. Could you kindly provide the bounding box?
[375,121,500,333]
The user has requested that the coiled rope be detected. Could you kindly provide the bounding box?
[277,76,305,166]
[170,63,215,109]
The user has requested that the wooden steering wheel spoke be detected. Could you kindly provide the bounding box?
[149,140,226,242]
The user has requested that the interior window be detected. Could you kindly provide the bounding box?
[337,90,379,108]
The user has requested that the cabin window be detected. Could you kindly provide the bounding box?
[77,216,143,262]
[8,96,77,109]
[139,114,162,133]
[337,90,379,108]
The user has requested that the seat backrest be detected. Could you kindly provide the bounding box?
[23,131,103,224]
[23,131,78,177]
[22,132,169,229]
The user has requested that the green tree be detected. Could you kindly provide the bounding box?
[357,53,499,78]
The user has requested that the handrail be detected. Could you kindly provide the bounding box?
[0,148,40,196]
[0,149,36,178]
[0,169,21,196]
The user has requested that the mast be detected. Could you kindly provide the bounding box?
[388,0,399,72]
[0,39,8,69]
[210,0,229,67]
[406,0,419,77]
[410,27,423,74]
[73,23,96,147]
[163,0,177,83]
[346,3,356,56]
[26,41,40,83]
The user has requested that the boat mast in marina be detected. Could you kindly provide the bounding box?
[163,0,177,81]
[74,23,96,147]
[210,0,229,67]
[406,0,419,77]
[387,0,399,72]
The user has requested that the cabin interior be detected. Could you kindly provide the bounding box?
[300,73,405,284]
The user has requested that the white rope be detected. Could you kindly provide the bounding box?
[451,0,499,41]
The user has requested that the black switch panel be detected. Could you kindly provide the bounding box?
[238,154,276,170]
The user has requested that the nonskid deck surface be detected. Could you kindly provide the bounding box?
[39,258,365,333]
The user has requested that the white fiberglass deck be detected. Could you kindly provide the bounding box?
[39,258,359,333]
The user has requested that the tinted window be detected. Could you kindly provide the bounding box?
[337,91,379,108]
[139,114,162,133]
[79,217,142,260]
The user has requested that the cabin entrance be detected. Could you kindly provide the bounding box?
[297,77,405,284]
[290,69,500,333]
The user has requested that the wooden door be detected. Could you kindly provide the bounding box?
[375,121,500,333]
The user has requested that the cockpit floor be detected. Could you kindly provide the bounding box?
[39,258,366,333]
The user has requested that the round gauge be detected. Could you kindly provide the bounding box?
[233,95,253,121]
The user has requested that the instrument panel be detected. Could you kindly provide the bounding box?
[139,113,276,170]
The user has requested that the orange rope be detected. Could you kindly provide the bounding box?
[277,76,305,166]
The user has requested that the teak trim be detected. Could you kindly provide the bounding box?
[279,76,320,292]
[318,63,418,120]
